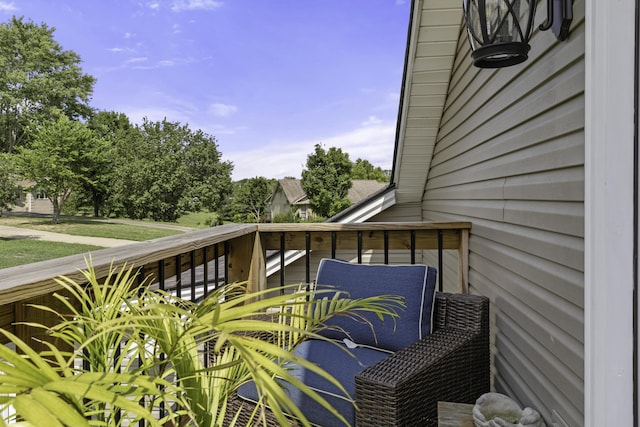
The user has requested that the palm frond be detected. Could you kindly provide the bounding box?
[1,259,403,427]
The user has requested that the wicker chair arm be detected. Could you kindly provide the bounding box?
[355,326,487,427]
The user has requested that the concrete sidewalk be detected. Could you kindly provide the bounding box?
[0,225,138,248]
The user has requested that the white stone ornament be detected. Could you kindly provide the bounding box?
[472,393,546,427]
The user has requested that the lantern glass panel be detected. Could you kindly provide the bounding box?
[465,0,534,46]
[463,0,536,68]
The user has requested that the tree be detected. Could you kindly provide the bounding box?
[109,119,189,222]
[183,129,233,213]
[351,158,389,182]
[108,118,233,222]
[0,153,17,214]
[82,111,132,216]
[232,177,275,222]
[16,115,104,223]
[301,144,353,218]
[0,17,95,152]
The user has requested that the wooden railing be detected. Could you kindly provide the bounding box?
[0,222,470,348]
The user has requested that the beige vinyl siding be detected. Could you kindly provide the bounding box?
[421,2,585,426]
[369,201,422,222]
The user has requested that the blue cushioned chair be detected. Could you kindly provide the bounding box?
[231,258,490,426]
[238,259,438,426]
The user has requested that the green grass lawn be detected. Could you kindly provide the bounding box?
[174,211,220,229]
[0,239,103,269]
[0,213,217,269]
[0,217,184,240]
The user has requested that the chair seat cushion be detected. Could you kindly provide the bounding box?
[314,258,437,352]
[237,339,389,427]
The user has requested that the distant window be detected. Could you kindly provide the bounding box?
[35,189,47,199]
[300,206,307,220]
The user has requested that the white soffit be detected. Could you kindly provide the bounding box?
[393,0,463,204]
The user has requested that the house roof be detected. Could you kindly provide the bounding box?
[276,178,386,206]
[347,180,387,204]
[391,0,463,203]
[277,179,307,205]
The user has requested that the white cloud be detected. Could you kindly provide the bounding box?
[126,56,148,64]
[361,115,382,126]
[171,0,223,12]
[157,59,176,67]
[226,121,395,180]
[0,2,16,12]
[122,56,198,70]
[209,103,238,118]
[107,47,136,53]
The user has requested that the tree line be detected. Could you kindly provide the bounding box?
[0,16,388,224]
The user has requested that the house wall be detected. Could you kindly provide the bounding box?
[11,192,53,215]
[269,187,294,220]
[421,2,585,426]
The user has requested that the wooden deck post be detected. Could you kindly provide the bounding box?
[226,233,255,285]
[14,290,75,353]
[247,232,267,296]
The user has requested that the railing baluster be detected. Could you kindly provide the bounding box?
[357,231,363,264]
[305,231,311,284]
[175,254,182,298]
[136,270,146,427]
[190,250,196,301]
[214,244,220,289]
[203,246,209,296]
[158,259,165,291]
[438,229,443,292]
[280,232,286,293]
[224,242,229,287]
[156,260,167,418]
[384,231,389,264]
[331,231,337,259]
[114,343,122,424]
[159,351,166,417]
[410,230,416,264]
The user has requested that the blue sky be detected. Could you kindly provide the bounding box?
[1,1,411,180]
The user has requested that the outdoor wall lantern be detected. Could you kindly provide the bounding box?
[463,0,573,68]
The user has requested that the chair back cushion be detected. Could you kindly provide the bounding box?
[314,258,437,352]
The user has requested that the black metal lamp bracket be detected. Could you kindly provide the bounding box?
[538,0,573,41]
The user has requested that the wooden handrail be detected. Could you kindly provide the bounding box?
[0,223,258,304]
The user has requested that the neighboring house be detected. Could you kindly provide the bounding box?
[274,1,634,426]
[10,180,53,215]
[268,179,386,221]
[269,179,310,220]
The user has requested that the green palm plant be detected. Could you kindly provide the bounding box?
[1,259,403,427]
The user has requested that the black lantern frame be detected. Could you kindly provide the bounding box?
[463,0,574,68]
